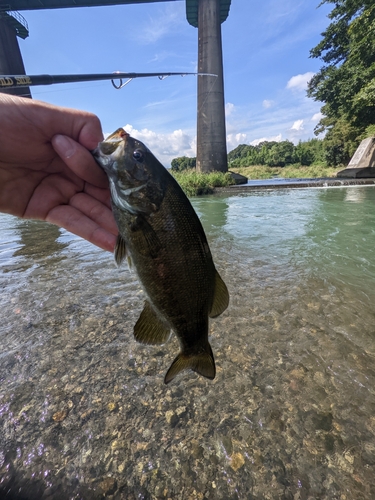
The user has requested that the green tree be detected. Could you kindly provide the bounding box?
[322,118,360,165]
[266,141,295,167]
[293,139,325,166]
[293,142,315,166]
[308,1,375,165]
[171,156,196,172]
[226,139,326,167]
[227,144,249,161]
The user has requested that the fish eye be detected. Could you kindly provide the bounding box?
[133,150,144,162]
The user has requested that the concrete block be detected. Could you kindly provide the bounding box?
[337,137,375,178]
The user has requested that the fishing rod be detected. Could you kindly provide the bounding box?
[0,71,217,90]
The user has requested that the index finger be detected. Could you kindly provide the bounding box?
[47,204,117,252]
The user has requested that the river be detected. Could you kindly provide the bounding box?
[1,186,375,499]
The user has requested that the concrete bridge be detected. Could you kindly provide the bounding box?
[0,0,232,173]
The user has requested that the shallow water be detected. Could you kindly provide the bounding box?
[1,186,375,499]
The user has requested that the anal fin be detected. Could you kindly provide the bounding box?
[209,270,229,318]
[134,301,170,345]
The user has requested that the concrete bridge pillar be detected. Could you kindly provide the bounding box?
[196,0,228,172]
[0,17,31,98]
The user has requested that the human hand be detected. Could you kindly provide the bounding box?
[0,94,117,252]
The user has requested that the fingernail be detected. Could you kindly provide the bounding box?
[52,134,76,159]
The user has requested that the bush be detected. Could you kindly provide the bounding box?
[171,169,235,196]
[230,164,340,179]
[359,124,375,140]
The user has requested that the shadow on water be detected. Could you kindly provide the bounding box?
[0,218,68,273]
[1,187,375,499]
[13,220,68,262]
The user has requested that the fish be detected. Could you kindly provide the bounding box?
[93,128,229,384]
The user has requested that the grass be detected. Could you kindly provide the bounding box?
[170,164,343,196]
[171,169,235,196]
[231,164,342,179]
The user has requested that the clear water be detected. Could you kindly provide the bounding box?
[1,186,375,499]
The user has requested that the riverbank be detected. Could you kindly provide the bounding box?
[230,164,340,179]
[172,165,351,196]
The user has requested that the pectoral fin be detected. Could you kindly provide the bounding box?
[164,344,216,384]
[114,234,127,266]
[209,270,229,318]
[134,301,170,345]
[131,216,162,258]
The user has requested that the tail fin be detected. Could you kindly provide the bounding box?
[164,344,216,384]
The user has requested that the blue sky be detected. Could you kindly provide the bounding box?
[17,0,332,166]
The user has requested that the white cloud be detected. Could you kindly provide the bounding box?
[286,72,315,91]
[262,99,274,109]
[147,51,175,63]
[250,134,282,146]
[291,119,304,131]
[311,112,323,122]
[266,0,304,26]
[121,124,195,167]
[111,126,250,161]
[225,102,235,117]
[227,132,248,151]
[135,4,183,44]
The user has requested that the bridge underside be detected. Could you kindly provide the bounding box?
[1,0,231,27]
[0,0,170,9]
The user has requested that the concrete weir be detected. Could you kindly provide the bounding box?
[337,136,375,178]
[214,177,375,194]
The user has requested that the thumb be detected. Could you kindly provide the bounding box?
[52,134,77,159]
[52,134,108,188]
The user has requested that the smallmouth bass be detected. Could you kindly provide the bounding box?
[93,128,229,383]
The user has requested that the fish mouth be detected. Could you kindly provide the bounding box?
[92,145,112,172]
[92,128,130,170]
[105,128,129,142]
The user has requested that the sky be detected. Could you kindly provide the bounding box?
[16,0,333,166]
